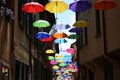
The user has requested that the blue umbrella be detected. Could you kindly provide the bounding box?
[69,27,83,33]
[54,38,67,44]
[69,0,92,12]
[35,32,50,39]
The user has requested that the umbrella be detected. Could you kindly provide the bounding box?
[69,28,83,33]
[33,20,50,28]
[69,0,92,12]
[48,56,55,60]
[55,54,63,58]
[53,65,60,70]
[22,2,45,13]
[73,20,88,28]
[40,37,54,42]
[54,38,67,44]
[35,32,50,39]
[93,0,117,10]
[49,29,58,36]
[59,63,67,67]
[45,1,68,13]
[52,32,68,38]
[66,48,76,54]
[45,49,55,54]
[54,24,70,30]
[67,34,80,39]
[50,60,57,65]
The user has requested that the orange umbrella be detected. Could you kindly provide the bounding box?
[93,0,117,10]
[52,32,68,38]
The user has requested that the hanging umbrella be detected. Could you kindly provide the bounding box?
[53,65,60,70]
[69,27,83,33]
[33,20,50,28]
[40,37,54,42]
[35,32,50,39]
[66,48,76,54]
[59,63,67,67]
[54,38,67,44]
[54,24,70,30]
[73,20,88,28]
[67,34,80,39]
[50,60,57,65]
[45,49,55,54]
[45,1,68,13]
[93,0,117,10]
[49,29,58,36]
[22,2,45,13]
[48,56,55,60]
[69,0,92,12]
[52,32,68,38]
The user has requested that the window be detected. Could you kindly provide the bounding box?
[95,10,101,37]
[104,60,113,80]
[15,60,29,80]
[88,69,94,80]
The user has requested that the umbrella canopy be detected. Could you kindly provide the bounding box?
[22,2,45,13]
[69,0,92,12]
[50,60,57,65]
[59,63,67,67]
[93,0,117,10]
[49,29,58,36]
[53,65,60,70]
[67,34,80,39]
[48,56,55,60]
[40,37,54,42]
[66,48,76,54]
[73,20,88,28]
[35,32,50,39]
[53,32,68,38]
[33,20,50,28]
[45,49,55,54]
[45,1,68,13]
[54,38,67,44]
[69,28,83,33]
[54,24,70,30]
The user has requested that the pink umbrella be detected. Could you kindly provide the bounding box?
[66,48,76,54]
[50,60,57,65]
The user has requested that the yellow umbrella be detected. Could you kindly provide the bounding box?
[53,65,59,69]
[45,49,55,54]
[45,1,68,13]
[73,20,88,28]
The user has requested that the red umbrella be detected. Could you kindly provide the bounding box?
[22,2,45,13]
[40,37,54,42]
[93,0,117,10]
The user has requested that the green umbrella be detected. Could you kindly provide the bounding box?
[33,20,50,28]
[67,34,80,39]
[48,56,55,60]
[59,63,67,67]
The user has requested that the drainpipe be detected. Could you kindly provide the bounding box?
[102,11,120,61]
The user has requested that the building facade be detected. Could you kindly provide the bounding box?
[0,0,55,80]
[76,0,120,80]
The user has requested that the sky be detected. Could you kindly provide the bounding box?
[54,0,76,53]
[56,0,76,26]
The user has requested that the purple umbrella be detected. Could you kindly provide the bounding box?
[69,28,84,33]
[69,0,92,12]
